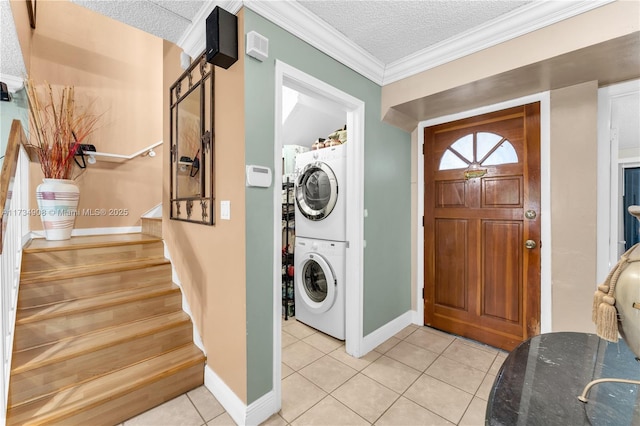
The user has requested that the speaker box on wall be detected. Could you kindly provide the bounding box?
[206,6,238,69]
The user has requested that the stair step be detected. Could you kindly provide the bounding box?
[9,312,194,407]
[21,238,164,273]
[142,217,162,238]
[14,284,182,351]
[6,344,205,426]
[23,233,162,253]
[20,256,170,285]
[12,310,191,372]
[17,282,179,322]
[18,261,172,308]
[9,233,205,424]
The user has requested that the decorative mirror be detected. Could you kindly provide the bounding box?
[170,53,215,225]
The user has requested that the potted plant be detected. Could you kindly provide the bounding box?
[24,78,100,240]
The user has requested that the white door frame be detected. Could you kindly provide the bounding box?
[416,92,552,334]
[597,79,640,282]
[617,159,640,247]
[273,61,365,406]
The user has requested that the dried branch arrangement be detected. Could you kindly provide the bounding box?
[25,78,100,179]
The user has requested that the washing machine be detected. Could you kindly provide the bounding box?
[294,144,346,242]
[294,237,346,340]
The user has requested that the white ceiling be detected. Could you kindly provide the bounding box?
[1,0,614,90]
[0,0,27,88]
[297,0,531,64]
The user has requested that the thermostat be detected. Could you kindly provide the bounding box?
[246,165,272,188]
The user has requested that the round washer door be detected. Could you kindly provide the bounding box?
[295,161,338,221]
[296,252,337,314]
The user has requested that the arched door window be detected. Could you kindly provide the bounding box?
[439,132,518,171]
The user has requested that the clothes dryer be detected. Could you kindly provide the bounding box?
[294,144,346,242]
[294,237,346,340]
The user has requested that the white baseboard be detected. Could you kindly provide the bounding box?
[361,310,414,355]
[162,242,205,353]
[411,310,423,325]
[71,226,142,236]
[141,203,162,218]
[204,366,246,425]
[245,390,278,426]
[204,365,278,426]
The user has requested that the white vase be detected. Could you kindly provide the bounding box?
[36,178,80,240]
[617,206,640,358]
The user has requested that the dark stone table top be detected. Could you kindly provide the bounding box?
[486,332,640,426]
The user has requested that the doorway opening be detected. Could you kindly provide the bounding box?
[624,167,640,250]
[416,92,552,338]
[597,80,640,281]
[272,61,365,408]
[423,103,541,351]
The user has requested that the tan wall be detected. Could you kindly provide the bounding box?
[550,81,598,332]
[382,0,640,116]
[9,0,32,74]
[27,0,163,231]
[382,1,640,333]
[162,10,247,402]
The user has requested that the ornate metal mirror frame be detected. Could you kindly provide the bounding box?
[169,52,215,225]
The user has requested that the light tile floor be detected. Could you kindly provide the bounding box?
[121,320,508,426]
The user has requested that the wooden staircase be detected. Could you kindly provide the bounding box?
[6,233,205,425]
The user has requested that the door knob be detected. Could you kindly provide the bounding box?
[525,210,537,220]
[525,240,537,249]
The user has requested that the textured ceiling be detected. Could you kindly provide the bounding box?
[0,0,615,90]
[68,0,535,64]
[0,0,26,79]
[66,0,533,65]
[298,0,532,64]
[71,0,206,44]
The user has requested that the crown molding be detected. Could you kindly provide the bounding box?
[382,0,615,85]
[244,0,385,85]
[176,0,614,87]
[0,73,24,93]
[177,0,243,58]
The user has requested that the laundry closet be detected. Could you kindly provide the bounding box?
[281,85,349,340]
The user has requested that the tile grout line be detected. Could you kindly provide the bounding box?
[186,391,208,425]
[281,321,503,426]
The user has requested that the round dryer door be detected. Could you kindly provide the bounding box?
[296,252,337,314]
[295,162,338,221]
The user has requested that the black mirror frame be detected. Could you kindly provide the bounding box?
[169,53,215,225]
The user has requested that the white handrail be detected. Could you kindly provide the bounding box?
[0,145,29,424]
[87,140,163,163]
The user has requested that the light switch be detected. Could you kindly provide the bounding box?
[221,200,231,220]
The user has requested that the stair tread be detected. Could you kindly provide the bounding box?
[6,344,205,423]
[20,256,170,284]
[17,282,179,323]
[18,263,172,308]
[24,233,162,253]
[12,311,191,373]
[9,232,203,425]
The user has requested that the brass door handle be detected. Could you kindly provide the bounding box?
[525,240,537,249]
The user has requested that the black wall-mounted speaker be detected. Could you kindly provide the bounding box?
[0,82,10,102]
[206,6,238,69]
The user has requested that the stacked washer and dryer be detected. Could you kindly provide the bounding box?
[293,144,347,340]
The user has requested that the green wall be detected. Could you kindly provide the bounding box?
[243,8,412,404]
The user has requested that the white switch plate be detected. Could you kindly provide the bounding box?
[220,200,231,220]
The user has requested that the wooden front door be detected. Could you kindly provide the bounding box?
[424,103,541,351]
